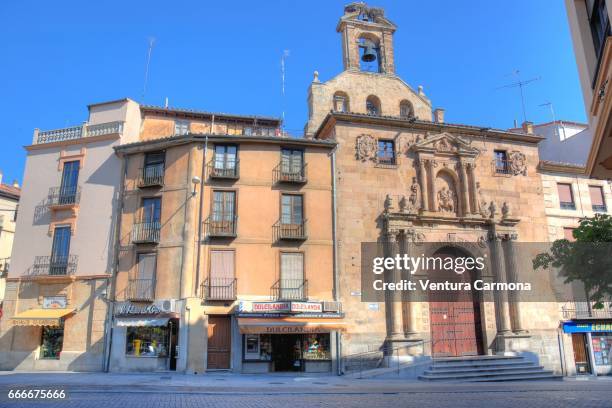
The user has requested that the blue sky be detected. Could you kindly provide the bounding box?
[0,1,585,184]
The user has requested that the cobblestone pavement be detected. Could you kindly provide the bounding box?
[0,373,609,408]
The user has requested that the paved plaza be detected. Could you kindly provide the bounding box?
[0,373,609,407]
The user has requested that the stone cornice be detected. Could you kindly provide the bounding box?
[538,160,586,175]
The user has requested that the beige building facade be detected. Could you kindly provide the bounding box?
[0,99,140,371]
[109,107,340,374]
[0,178,20,303]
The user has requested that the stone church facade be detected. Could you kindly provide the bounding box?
[309,3,564,372]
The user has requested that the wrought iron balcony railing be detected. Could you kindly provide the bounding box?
[561,301,612,320]
[207,158,239,179]
[127,278,155,301]
[592,204,607,213]
[0,258,9,276]
[47,186,81,208]
[201,277,237,301]
[273,220,307,241]
[273,162,307,184]
[138,164,165,188]
[271,278,308,301]
[560,201,577,210]
[32,255,78,276]
[492,159,512,175]
[204,216,237,238]
[131,221,161,244]
[35,121,124,145]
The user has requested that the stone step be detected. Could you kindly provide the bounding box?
[424,364,542,375]
[431,359,532,370]
[419,369,558,382]
[432,355,523,364]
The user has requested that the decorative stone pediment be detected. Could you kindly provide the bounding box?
[412,132,479,157]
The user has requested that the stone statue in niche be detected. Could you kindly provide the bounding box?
[355,134,377,162]
[508,151,527,176]
[502,202,511,218]
[408,177,421,212]
[437,187,455,213]
[476,182,488,218]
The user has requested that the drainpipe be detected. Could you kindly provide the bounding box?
[104,153,127,372]
[194,117,211,297]
[331,144,342,375]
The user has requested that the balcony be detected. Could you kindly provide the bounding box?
[492,159,512,175]
[201,277,237,301]
[34,121,124,145]
[127,278,155,301]
[131,222,161,244]
[32,255,78,276]
[208,159,240,180]
[47,186,81,209]
[138,164,165,188]
[0,258,9,277]
[273,162,307,184]
[560,201,577,211]
[271,279,308,301]
[274,220,307,241]
[204,216,237,238]
[561,302,612,320]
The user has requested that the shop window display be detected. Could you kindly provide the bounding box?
[244,334,272,360]
[592,334,612,367]
[40,326,64,359]
[126,326,169,357]
[302,333,331,360]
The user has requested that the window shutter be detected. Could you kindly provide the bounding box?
[210,250,234,279]
[137,253,156,280]
[281,253,303,281]
[557,183,573,203]
[589,186,605,206]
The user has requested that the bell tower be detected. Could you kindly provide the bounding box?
[337,2,397,74]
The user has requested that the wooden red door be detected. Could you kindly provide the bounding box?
[207,316,231,369]
[429,249,482,357]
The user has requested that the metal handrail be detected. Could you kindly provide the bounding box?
[127,278,155,301]
[207,158,240,179]
[273,219,307,240]
[47,186,81,207]
[271,278,308,301]
[273,162,307,183]
[201,277,237,300]
[138,164,165,187]
[31,255,78,276]
[561,301,612,319]
[132,221,161,243]
[204,215,237,237]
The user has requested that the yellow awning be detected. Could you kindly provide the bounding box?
[12,308,74,327]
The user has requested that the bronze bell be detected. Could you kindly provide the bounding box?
[361,43,377,62]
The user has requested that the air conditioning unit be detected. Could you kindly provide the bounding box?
[322,301,342,313]
[158,299,176,313]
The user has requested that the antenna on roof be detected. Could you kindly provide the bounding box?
[142,37,156,100]
[281,50,290,133]
[496,70,540,122]
[540,101,565,140]
[164,97,169,108]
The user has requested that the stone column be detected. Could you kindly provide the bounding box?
[490,233,512,335]
[458,161,470,217]
[425,159,436,212]
[385,230,404,340]
[417,159,428,211]
[400,231,417,337]
[503,235,525,333]
[467,163,478,214]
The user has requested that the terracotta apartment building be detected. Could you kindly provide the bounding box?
[109,107,340,373]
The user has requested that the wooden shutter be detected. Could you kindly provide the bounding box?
[281,253,303,281]
[589,186,604,206]
[557,183,573,203]
[137,253,156,280]
[210,250,234,280]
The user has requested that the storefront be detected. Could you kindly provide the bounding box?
[563,321,612,376]
[236,301,343,374]
[109,300,181,372]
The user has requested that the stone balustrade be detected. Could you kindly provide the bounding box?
[34,121,124,144]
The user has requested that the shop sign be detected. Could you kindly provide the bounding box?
[114,300,177,316]
[563,321,612,333]
[43,296,67,309]
[239,301,291,313]
[291,302,322,313]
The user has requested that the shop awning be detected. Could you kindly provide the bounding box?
[115,317,170,327]
[11,308,74,327]
[238,317,346,334]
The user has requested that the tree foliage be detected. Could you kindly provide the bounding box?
[533,213,612,308]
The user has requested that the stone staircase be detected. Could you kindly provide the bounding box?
[418,355,561,382]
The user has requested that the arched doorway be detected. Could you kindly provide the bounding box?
[428,247,484,357]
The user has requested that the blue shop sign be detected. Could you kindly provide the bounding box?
[563,321,612,333]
